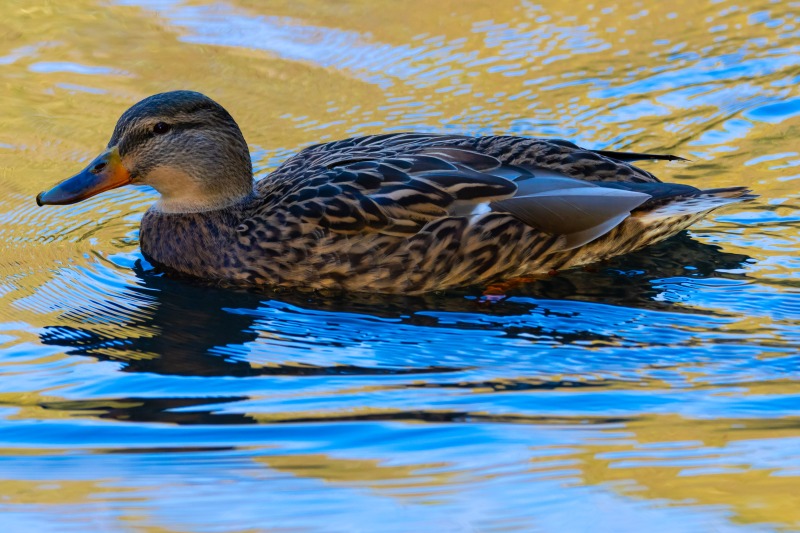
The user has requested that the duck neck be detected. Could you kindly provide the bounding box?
[139,201,249,279]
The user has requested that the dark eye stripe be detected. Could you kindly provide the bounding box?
[117,120,207,155]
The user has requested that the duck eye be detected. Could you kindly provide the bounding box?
[153,122,171,135]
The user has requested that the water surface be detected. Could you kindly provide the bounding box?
[1,0,799,531]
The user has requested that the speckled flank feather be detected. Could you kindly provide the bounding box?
[140,132,754,294]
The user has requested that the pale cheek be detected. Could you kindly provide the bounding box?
[141,166,205,200]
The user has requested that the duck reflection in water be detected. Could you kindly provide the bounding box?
[39,231,751,375]
[36,231,750,426]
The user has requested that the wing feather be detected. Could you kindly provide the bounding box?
[256,133,697,244]
[278,150,517,236]
[490,187,651,236]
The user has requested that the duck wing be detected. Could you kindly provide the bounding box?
[275,149,516,236]
[264,144,659,247]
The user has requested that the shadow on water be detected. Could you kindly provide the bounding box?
[40,233,751,369]
[32,232,753,426]
[36,234,750,377]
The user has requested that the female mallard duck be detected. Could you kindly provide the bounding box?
[37,91,753,294]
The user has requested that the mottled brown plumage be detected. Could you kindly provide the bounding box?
[37,91,755,294]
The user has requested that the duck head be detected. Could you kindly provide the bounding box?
[37,91,253,213]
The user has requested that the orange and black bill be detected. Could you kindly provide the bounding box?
[36,146,131,206]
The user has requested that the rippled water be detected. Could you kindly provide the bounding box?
[1,1,799,531]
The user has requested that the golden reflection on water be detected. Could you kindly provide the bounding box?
[258,453,456,496]
[570,416,800,528]
[0,0,799,530]
[0,479,138,505]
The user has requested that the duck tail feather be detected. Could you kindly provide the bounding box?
[636,186,756,221]
[592,149,689,163]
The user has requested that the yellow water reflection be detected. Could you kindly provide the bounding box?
[565,415,800,529]
[0,479,138,505]
[258,453,456,497]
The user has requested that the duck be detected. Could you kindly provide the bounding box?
[36,90,754,294]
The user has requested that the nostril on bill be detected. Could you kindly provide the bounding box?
[92,161,108,174]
